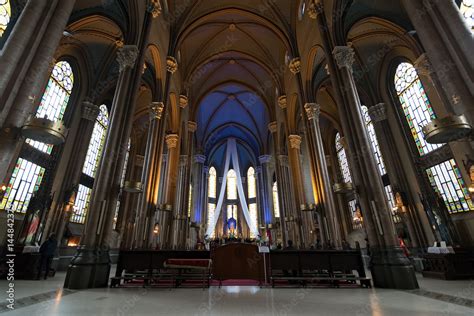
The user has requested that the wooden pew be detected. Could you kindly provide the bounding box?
[111,250,210,287]
[270,250,371,288]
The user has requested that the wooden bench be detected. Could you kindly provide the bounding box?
[270,250,371,288]
[111,250,211,288]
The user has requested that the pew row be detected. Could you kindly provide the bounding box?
[270,250,371,288]
[110,250,211,288]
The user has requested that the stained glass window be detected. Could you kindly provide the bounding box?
[426,159,474,214]
[207,166,217,238]
[247,167,256,199]
[460,0,474,31]
[335,132,352,183]
[188,183,192,218]
[394,62,442,156]
[26,61,75,154]
[114,139,131,229]
[82,105,109,177]
[71,184,91,224]
[0,158,45,213]
[247,167,258,238]
[0,0,11,38]
[227,169,237,200]
[273,181,280,218]
[361,106,397,216]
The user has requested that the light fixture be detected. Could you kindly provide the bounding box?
[0,184,6,192]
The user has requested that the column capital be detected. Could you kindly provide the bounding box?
[187,121,197,132]
[304,103,321,121]
[368,103,388,123]
[268,121,278,133]
[278,155,289,167]
[289,57,301,74]
[332,46,355,71]
[166,56,178,73]
[165,134,179,149]
[288,135,302,149]
[307,0,322,19]
[194,154,206,164]
[414,53,434,78]
[259,155,272,164]
[81,101,100,121]
[149,101,164,120]
[148,0,162,18]
[179,95,188,108]
[179,155,188,166]
[278,95,287,109]
[117,45,139,72]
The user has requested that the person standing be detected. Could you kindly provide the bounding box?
[37,234,57,280]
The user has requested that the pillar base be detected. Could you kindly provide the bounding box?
[64,246,111,289]
[370,246,419,289]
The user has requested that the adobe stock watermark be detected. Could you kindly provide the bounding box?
[5,206,16,310]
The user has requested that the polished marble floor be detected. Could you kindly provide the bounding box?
[1,271,473,315]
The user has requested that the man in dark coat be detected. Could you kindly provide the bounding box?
[37,234,57,280]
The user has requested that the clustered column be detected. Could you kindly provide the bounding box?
[304,103,341,248]
[332,45,418,289]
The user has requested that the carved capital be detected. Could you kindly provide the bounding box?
[188,121,197,133]
[81,102,100,121]
[304,103,320,121]
[414,53,434,78]
[117,45,139,72]
[368,103,387,123]
[149,102,164,120]
[307,0,320,19]
[179,95,188,108]
[166,56,178,73]
[289,57,301,74]
[179,155,188,166]
[288,135,302,149]
[194,154,206,164]
[259,155,272,164]
[165,134,179,149]
[278,95,287,109]
[148,0,162,18]
[278,155,289,167]
[332,46,355,71]
[268,122,278,133]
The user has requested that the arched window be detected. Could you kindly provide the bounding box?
[71,105,109,224]
[361,106,396,210]
[272,181,280,218]
[247,167,258,238]
[114,139,131,229]
[207,166,217,238]
[394,62,473,213]
[335,132,352,183]
[460,0,474,31]
[227,169,237,200]
[0,0,11,38]
[1,61,75,213]
[394,62,441,156]
[26,61,75,154]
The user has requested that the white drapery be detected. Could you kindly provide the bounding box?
[205,138,259,237]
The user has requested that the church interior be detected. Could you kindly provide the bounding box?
[0,0,474,315]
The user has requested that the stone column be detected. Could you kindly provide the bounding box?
[49,102,100,244]
[189,154,206,247]
[368,103,429,250]
[0,0,77,182]
[134,102,164,248]
[401,0,474,125]
[288,135,310,247]
[171,155,188,249]
[268,122,287,244]
[304,103,341,248]
[160,134,180,248]
[333,45,417,289]
[258,155,274,226]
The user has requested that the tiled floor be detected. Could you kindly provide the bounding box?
[1,271,473,315]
